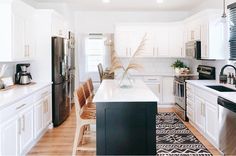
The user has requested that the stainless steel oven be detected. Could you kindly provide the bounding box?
[174,65,216,121]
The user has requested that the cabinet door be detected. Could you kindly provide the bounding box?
[34,100,44,138]
[115,31,130,57]
[205,102,218,145]
[19,106,34,154]
[12,14,26,60]
[43,94,52,127]
[169,25,184,58]
[0,116,19,156]
[141,32,156,57]
[162,77,174,104]
[25,17,35,59]
[155,27,169,57]
[194,96,205,132]
[201,22,209,59]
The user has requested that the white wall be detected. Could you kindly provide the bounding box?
[75,11,189,33]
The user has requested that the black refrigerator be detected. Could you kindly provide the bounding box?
[52,37,70,127]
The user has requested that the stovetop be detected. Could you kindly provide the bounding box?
[174,75,199,83]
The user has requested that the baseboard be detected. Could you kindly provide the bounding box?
[158,104,174,108]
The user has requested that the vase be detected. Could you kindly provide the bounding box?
[175,68,181,74]
[119,72,133,88]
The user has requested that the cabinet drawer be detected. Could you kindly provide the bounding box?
[0,97,32,123]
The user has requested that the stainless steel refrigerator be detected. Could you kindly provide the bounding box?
[52,37,70,127]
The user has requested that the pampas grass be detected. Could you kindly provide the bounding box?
[110,34,147,75]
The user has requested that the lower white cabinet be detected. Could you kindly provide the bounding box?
[0,115,19,156]
[194,96,206,133]
[34,93,52,138]
[19,105,34,154]
[0,85,52,156]
[205,101,218,145]
[162,77,175,104]
[186,83,219,148]
[34,100,44,138]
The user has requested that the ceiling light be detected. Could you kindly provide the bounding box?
[156,0,164,4]
[102,0,110,3]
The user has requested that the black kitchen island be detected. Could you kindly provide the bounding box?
[93,80,158,155]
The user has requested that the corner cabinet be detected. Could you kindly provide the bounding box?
[0,85,52,156]
[0,0,36,62]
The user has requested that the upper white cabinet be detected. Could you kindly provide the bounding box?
[185,10,227,60]
[0,0,35,62]
[200,11,227,60]
[51,12,68,38]
[115,23,184,58]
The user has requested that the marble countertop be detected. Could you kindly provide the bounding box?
[93,80,159,103]
[186,80,236,103]
[0,82,52,110]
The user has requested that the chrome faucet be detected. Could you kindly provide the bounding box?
[219,65,236,86]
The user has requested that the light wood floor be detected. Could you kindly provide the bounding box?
[28,107,221,156]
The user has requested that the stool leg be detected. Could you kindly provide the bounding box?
[72,126,79,156]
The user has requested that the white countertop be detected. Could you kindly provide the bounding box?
[0,82,52,110]
[186,80,236,103]
[93,80,159,103]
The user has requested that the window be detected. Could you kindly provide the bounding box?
[85,36,106,72]
[229,2,236,60]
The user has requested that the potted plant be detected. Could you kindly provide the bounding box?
[171,60,189,74]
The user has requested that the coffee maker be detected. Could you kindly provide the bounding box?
[15,64,32,85]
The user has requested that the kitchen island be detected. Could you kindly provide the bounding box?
[93,80,158,155]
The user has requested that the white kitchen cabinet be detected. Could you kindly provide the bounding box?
[43,94,52,128]
[155,27,169,57]
[34,100,44,138]
[162,77,175,104]
[115,28,146,57]
[115,24,185,58]
[194,95,205,133]
[0,0,35,62]
[186,21,201,41]
[0,115,19,156]
[0,85,52,156]
[34,92,52,138]
[205,101,218,146]
[169,24,184,58]
[200,12,227,60]
[186,83,219,148]
[51,12,67,38]
[144,76,162,104]
[19,105,34,154]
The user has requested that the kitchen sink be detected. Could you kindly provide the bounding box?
[206,85,236,92]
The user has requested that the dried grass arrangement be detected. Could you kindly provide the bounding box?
[110,34,147,88]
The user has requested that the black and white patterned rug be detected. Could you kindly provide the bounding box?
[156,112,212,156]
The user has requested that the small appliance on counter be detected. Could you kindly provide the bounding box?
[15,64,32,85]
[174,65,216,121]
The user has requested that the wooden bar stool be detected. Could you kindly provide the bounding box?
[72,86,96,156]
[82,81,96,108]
[87,78,95,98]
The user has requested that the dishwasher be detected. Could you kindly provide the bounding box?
[218,97,236,155]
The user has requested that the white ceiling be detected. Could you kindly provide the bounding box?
[32,0,207,11]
